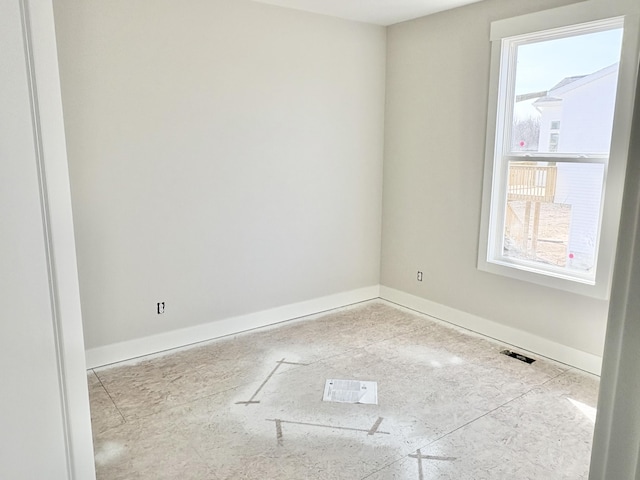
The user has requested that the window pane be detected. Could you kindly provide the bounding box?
[503,162,604,274]
[511,29,623,155]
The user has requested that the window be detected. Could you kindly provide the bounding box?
[479,3,640,299]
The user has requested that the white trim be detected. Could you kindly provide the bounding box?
[479,5,640,300]
[86,285,381,368]
[490,0,639,41]
[590,9,640,478]
[380,286,603,375]
[89,283,605,374]
[590,99,640,478]
[25,1,95,479]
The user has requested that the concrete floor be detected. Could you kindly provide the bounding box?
[88,301,598,479]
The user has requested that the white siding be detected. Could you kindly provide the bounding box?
[558,71,618,154]
[555,163,605,271]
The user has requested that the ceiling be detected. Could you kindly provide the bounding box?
[251,0,485,26]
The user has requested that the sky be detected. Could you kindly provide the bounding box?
[513,27,623,120]
[515,27,624,95]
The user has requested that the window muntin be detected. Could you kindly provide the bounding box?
[486,19,624,287]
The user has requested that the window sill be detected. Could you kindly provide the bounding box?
[477,256,610,300]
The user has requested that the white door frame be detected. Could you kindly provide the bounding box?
[589,57,640,478]
[21,1,96,478]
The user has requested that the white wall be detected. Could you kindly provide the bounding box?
[380,0,614,358]
[53,0,386,352]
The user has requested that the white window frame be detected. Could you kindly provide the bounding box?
[478,1,640,300]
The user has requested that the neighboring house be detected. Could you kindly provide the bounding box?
[532,63,619,271]
[534,63,618,154]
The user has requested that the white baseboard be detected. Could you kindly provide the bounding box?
[380,286,602,375]
[86,283,602,375]
[86,285,381,368]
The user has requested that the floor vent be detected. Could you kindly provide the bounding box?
[501,349,536,364]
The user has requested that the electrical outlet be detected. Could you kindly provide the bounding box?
[417,271,423,282]
[157,302,165,314]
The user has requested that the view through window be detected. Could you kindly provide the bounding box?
[496,23,623,282]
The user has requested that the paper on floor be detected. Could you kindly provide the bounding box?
[322,379,378,405]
